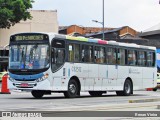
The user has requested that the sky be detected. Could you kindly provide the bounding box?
[32,0,160,31]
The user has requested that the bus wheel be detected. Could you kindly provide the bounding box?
[116,91,123,96]
[153,88,157,91]
[31,90,44,99]
[116,79,132,96]
[64,79,79,98]
[89,91,103,97]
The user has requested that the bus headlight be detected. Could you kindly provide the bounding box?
[9,77,15,82]
[36,73,49,82]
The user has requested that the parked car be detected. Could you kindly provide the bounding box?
[153,73,160,91]
[0,72,8,82]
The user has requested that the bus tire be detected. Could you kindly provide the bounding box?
[64,79,79,98]
[153,88,157,91]
[116,91,123,96]
[116,79,132,96]
[31,90,44,99]
[89,91,103,97]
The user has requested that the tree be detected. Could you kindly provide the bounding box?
[0,0,34,29]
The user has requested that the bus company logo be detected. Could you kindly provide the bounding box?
[129,68,140,74]
[71,66,82,72]
[2,112,12,117]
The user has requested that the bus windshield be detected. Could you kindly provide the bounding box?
[9,44,49,70]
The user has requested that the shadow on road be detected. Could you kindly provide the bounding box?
[7,92,149,100]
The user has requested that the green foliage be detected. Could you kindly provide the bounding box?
[0,0,34,28]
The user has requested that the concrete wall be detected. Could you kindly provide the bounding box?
[0,10,58,49]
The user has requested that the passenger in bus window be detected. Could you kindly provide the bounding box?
[128,54,134,65]
[107,52,115,64]
[106,51,111,64]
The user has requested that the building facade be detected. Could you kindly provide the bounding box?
[59,25,137,39]
[59,25,114,36]
[85,26,137,40]
[139,30,160,48]
[138,23,160,70]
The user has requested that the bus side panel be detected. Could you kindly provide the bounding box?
[52,63,88,91]
[142,67,157,88]
[52,64,69,91]
[70,63,89,91]
[52,77,66,91]
[117,66,129,90]
[84,64,94,91]
[107,65,117,90]
[73,63,86,91]
[129,66,142,90]
[100,64,108,91]
[94,64,106,91]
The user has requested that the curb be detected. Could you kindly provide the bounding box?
[129,98,160,103]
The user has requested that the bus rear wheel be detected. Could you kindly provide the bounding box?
[31,90,44,99]
[89,91,103,97]
[64,79,79,98]
[116,79,132,96]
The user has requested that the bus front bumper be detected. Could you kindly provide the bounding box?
[8,79,52,91]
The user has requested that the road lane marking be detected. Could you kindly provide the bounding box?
[129,98,160,103]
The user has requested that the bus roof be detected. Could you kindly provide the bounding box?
[63,35,156,50]
[10,32,156,51]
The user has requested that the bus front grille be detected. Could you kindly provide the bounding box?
[13,82,37,88]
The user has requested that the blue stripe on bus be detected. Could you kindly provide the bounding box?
[68,69,70,77]
[106,70,108,78]
[88,39,98,43]
[9,73,43,80]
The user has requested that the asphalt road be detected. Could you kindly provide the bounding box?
[1,89,160,120]
[0,90,160,111]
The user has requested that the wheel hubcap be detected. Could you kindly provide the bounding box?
[69,84,76,94]
[125,83,130,94]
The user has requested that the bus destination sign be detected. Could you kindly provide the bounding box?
[15,35,44,41]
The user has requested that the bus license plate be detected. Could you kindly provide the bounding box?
[20,83,29,87]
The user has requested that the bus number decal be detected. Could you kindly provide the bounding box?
[71,66,82,72]
[129,68,140,74]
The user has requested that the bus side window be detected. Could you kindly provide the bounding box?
[106,47,116,64]
[138,51,146,66]
[57,49,65,64]
[117,48,125,65]
[152,52,156,67]
[147,52,155,67]
[68,43,80,62]
[51,39,65,72]
[74,44,80,62]
[68,44,74,62]
[81,45,86,62]
[81,45,93,63]
[128,50,136,66]
[95,46,105,64]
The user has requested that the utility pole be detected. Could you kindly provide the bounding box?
[102,0,104,40]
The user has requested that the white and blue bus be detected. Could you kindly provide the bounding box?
[8,32,157,98]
